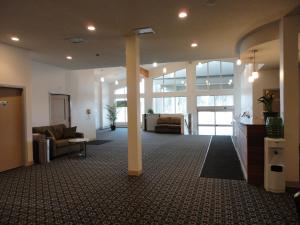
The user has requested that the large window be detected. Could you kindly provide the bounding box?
[197,95,233,135]
[153,69,187,93]
[196,61,234,90]
[153,97,187,114]
[115,98,145,124]
[114,79,144,95]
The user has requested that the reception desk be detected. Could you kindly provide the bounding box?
[232,118,266,186]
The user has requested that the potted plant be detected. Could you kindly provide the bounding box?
[147,108,154,114]
[257,91,279,122]
[106,104,117,131]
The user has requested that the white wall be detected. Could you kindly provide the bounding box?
[0,43,33,164]
[31,61,68,127]
[66,69,98,139]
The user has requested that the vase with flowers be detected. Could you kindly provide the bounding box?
[257,91,279,123]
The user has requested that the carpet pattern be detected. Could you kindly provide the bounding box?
[200,136,244,180]
[0,129,298,224]
[87,140,112,145]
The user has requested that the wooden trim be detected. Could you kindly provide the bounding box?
[128,170,143,176]
[139,67,149,78]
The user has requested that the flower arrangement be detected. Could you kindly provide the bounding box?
[257,91,275,112]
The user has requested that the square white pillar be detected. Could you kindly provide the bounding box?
[279,15,299,184]
[125,35,142,176]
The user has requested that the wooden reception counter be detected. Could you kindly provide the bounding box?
[232,118,266,186]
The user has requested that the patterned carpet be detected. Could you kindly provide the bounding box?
[0,128,298,224]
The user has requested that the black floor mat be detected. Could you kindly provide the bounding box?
[200,136,244,180]
[87,140,112,145]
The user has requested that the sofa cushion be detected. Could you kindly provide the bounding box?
[50,124,66,140]
[157,117,171,124]
[63,126,77,138]
[55,139,71,148]
[46,129,56,139]
[169,117,181,125]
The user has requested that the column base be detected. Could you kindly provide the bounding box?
[128,169,143,176]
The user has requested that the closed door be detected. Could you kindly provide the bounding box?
[50,94,70,127]
[0,87,23,172]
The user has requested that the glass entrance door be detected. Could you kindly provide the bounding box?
[197,95,233,135]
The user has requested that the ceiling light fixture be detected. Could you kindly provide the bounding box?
[66,56,72,60]
[11,36,20,42]
[153,62,158,67]
[100,77,105,83]
[178,10,188,19]
[163,67,167,74]
[248,76,254,83]
[191,42,198,48]
[236,58,242,66]
[87,25,96,31]
[115,80,119,85]
[251,50,259,80]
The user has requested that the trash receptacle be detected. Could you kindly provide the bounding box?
[264,138,285,193]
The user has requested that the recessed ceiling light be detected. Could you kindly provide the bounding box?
[66,56,72,60]
[11,36,20,42]
[178,10,188,19]
[115,80,119,85]
[163,67,167,74]
[100,77,105,83]
[191,42,198,48]
[153,62,158,67]
[87,25,96,31]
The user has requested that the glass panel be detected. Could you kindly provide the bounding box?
[153,98,163,113]
[140,79,145,94]
[208,61,221,76]
[198,112,215,125]
[197,96,214,106]
[175,97,187,114]
[114,87,126,95]
[216,126,233,136]
[198,126,215,135]
[115,98,127,123]
[175,69,186,91]
[163,73,175,92]
[140,98,144,122]
[215,95,234,106]
[153,76,163,92]
[196,63,208,76]
[164,97,175,114]
[216,112,233,125]
[221,62,234,75]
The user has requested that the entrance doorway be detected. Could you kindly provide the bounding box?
[49,94,71,127]
[0,87,24,172]
[197,95,234,135]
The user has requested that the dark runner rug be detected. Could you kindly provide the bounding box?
[200,136,244,180]
[87,140,112,145]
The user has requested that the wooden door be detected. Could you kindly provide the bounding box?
[50,94,70,127]
[0,87,23,172]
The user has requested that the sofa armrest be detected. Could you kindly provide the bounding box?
[75,132,84,138]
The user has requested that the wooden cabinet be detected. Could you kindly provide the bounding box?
[233,119,266,186]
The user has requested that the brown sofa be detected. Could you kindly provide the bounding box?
[32,124,84,159]
[155,117,181,134]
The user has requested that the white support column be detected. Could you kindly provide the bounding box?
[125,35,142,176]
[279,15,299,184]
[186,62,197,134]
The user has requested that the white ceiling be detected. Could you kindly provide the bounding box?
[0,0,299,69]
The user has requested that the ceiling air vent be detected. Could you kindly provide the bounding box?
[204,0,217,6]
[134,27,155,36]
[65,37,86,44]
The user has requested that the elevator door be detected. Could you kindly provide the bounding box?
[0,87,23,172]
